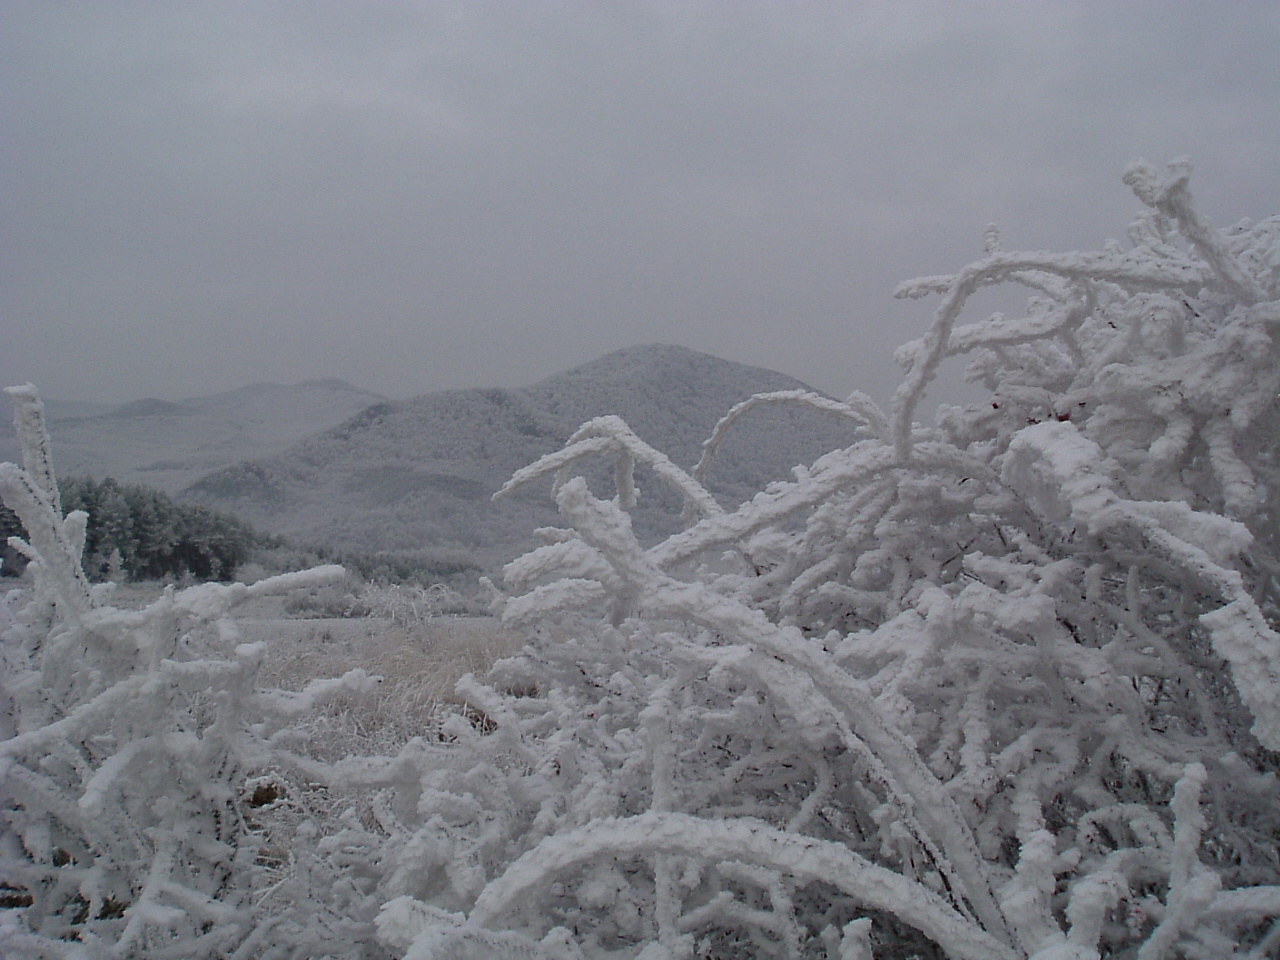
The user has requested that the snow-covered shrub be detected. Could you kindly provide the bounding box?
[0,386,386,958]
[4,158,1277,960]
[359,582,477,625]
[377,161,1280,959]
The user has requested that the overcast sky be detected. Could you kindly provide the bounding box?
[3,2,1278,406]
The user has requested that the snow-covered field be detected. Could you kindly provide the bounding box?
[108,580,528,745]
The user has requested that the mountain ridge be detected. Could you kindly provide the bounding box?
[0,378,388,494]
[184,344,868,571]
[3,347,873,576]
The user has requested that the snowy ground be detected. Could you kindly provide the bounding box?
[104,580,529,747]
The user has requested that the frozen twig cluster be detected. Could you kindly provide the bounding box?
[0,388,386,957]
[3,159,1278,959]
[381,160,1280,958]
[358,582,474,625]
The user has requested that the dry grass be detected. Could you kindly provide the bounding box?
[249,614,528,757]
[92,578,527,756]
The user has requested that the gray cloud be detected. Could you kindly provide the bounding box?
[3,1,1278,406]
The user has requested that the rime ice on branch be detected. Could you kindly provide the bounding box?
[4,158,1278,959]
[0,390,385,959]
[387,159,1280,959]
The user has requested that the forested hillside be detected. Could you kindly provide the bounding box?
[0,379,386,495]
[0,475,262,582]
[184,345,866,568]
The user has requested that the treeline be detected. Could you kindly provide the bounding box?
[0,476,264,582]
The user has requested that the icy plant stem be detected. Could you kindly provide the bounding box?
[554,477,1018,950]
[469,812,1017,960]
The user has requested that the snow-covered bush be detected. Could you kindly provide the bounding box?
[375,160,1280,959]
[0,386,387,958]
[4,159,1277,960]
[358,582,477,625]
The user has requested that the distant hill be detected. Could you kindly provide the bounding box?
[184,345,867,571]
[0,379,387,494]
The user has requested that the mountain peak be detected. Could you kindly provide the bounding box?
[531,343,814,396]
[182,345,862,572]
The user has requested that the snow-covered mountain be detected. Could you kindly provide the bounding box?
[0,379,387,494]
[184,345,866,570]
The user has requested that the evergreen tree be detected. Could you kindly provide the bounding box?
[1,476,263,582]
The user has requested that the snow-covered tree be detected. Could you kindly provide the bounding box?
[0,386,385,958]
[375,160,1280,959]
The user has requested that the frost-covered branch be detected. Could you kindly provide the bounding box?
[1123,157,1267,305]
[1,388,381,958]
[693,390,888,487]
[466,812,1017,960]
[495,415,722,521]
[454,160,1280,960]
[11,157,1278,959]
